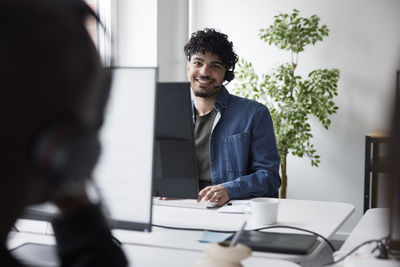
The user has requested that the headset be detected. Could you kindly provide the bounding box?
[223,55,237,84]
[30,0,111,196]
[224,70,235,83]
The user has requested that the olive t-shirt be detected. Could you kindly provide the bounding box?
[194,109,217,190]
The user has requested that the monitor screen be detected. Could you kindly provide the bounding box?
[21,67,157,232]
[153,82,199,199]
[390,179,400,252]
[93,67,156,231]
[390,94,400,253]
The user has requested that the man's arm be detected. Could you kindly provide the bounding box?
[221,105,281,199]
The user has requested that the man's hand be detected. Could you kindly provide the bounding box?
[197,185,230,206]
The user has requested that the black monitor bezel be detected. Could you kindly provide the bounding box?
[152,82,199,199]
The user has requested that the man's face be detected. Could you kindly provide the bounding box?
[187,52,226,98]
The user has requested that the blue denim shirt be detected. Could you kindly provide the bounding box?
[193,87,281,199]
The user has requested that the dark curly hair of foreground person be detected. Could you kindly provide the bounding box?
[184,28,239,71]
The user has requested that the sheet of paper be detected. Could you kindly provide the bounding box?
[217,200,250,213]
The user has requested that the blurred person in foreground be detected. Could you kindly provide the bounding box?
[0,0,127,266]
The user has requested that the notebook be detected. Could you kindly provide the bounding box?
[227,230,319,255]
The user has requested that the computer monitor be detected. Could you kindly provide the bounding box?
[389,95,400,255]
[153,82,199,199]
[21,67,157,232]
[390,178,400,254]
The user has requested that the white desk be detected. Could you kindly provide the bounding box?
[8,232,300,267]
[336,208,390,255]
[112,198,354,262]
[123,244,300,267]
[332,208,400,267]
[9,198,354,266]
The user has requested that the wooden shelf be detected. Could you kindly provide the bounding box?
[366,130,389,138]
[364,132,390,213]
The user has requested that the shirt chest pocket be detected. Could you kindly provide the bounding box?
[223,132,250,174]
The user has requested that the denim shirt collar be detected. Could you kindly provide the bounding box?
[214,86,230,110]
[191,86,230,123]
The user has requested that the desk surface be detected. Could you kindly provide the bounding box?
[151,198,354,232]
[123,244,301,267]
[114,198,354,262]
[339,208,390,253]
[333,208,390,262]
[8,232,300,267]
[9,198,354,265]
[332,208,400,267]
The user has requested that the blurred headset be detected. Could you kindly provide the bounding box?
[223,53,237,84]
[30,0,112,196]
[224,69,235,83]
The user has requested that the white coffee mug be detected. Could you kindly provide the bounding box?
[242,198,279,225]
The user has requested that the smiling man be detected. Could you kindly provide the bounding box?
[185,28,281,206]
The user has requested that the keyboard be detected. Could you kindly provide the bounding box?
[153,198,218,209]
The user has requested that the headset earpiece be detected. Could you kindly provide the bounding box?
[32,123,101,189]
[224,70,235,82]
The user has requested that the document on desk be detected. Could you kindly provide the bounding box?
[198,230,232,243]
[218,200,249,213]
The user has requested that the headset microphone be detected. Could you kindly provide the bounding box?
[213,79,233,89]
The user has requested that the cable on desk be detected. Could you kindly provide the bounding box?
[253,225,337,253]
[112,235,122,246]
[152,224,335,253]
[152,223,235,233]
[321,237,386,266]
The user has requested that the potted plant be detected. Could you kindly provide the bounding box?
[233,9,340,198]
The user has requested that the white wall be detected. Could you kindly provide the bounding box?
[115,0,188,77]
[190,0,400,236]
[157,0,189,82]
[116,0,157,66]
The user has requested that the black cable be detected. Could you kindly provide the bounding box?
[152,223,335,252]
[253,225,336,252]
[111,235,122,246]
[372,238,390,259]
[321,238,384,266]
[152,223,235,233]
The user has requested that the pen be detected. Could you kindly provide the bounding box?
[229,221,247,247]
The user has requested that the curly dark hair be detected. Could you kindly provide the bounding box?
[184,28,238,71]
